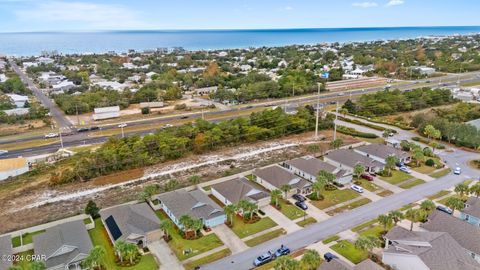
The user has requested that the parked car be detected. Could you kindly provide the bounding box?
[436,205,453,215]
[77,127,89,132]
[180,115,189,119]
[44,133,59,138]
[292,194,306,202]
[361,173,374,181]
[324,252,338,262]
[396,161,405,168]
[89,126,100,131]
[162,124,173,129]
[0,150,8,156]
[453,167,462,175]
[253,251,273,266]
[274,245,291,257]
[351,185,364,193]
[295,201,308,210]
[118,123,127,128]
[399,166,412,174]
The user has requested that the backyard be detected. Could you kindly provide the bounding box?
[11,230,45,248]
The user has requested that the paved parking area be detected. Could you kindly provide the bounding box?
[212,224,248,254]
[148,240,183,270]
[261,205,301,233]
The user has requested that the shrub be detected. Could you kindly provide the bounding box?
[307,193,324,201]
[325,184,337,191]
[336,126,378,139]
[425,159,435,167]
[174,103,187,110]
[141,107,150,114]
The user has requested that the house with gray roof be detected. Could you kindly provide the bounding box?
[154,189,226,229]
[99,203,161,248]
[33,220,93,270]
[0,235,12,270]
[461,197,480,227]
[253,165,312,195]
[210,177,269,207]
[324,149,384,174]
[283,156,352,185]
[319,258,383,270]
[422,210,480,263]
[354,143,411,164]
[383,226,480,270]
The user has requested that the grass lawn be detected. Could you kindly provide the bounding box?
[359,225,387,239]
[322,235,340,244]
[279,200,305,220]
[84,217,93,225]
[438,195,461,206]
[245,229,286,247]
[412,164,437,174]
[331,240,369,264]
[463,180,473,186]
[230,215,277,239]
[88,219,158,270]
[351,219,377,232]
[356,179,382,192]
[296,217,317,227]
[309,189,360,210]
[399,179,426,189]
[399,203,416,211]
[379,170,412,185]
[430,168,451,178]
[12,230,45,248]
[13,250,34,269]
[183,248,231,270]
[377,190,394,197]
[326,198,371,216]
[428,190,451,200]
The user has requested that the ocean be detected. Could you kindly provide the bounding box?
[0,26,480,56]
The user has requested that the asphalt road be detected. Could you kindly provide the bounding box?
[203,124,478,270]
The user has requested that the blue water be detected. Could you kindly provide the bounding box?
[1,26,479,56]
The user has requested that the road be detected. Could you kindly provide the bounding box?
[203,122,479,270]
[2,71,480,159]
[8,59,72,129]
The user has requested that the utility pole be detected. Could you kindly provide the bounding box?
[75,103,80,126]
[201,109,205,120]
[315,83,321,140]
[292,82,295,97]
[59,128,64,149]
[333,101,339,141]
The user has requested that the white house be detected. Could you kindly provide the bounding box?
[283,156,352,185]
[93,106,120,120]
[354,143,411,164]
[6,94,28,108]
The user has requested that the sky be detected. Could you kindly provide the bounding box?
[0,0,478,32]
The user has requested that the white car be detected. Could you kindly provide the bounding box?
[453,167,462,175]
[399,166,412,174]
[163,124,173,129]
[118,123,127,128]
[337,92,345,96]
[44,133,59,138]
[351,185,364,193]
[0,150,8,155]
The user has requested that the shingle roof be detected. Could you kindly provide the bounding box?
[210,177,269,204]
[421,210,480,255]
[463,197,480,218]
[384,226,480,270]
[33,220,93,269]
[355,143,410,160]
[100,203,161,242]
[318,259,352,270]
[155,189,224,221]
[285,157,338,175]
[254,165,310,189]
[0,235,12,270]
[354,259,384,270]
[325,149,383,169]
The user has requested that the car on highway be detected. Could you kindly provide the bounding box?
[453,167,462,175]
[162,124,173,129]
[295,201,308,210]
[292,194,306,202]
[324,252,338,262]
[44,133,59,138]
[361,173,374,181]
[118,123,127,128]
[77,127,89,132]
[274,245,291,257]
[180,115,189,119]
[253,251,273,266]
[89,126,100,131]
[337,92,345,96]
[399,166,412,174]
[0,150,8,156]
[351,185,364,193]
[436,205,453,215]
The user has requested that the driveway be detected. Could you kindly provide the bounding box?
[148,240,183,270]
[373,177,404,193]
[211,224,248,254]
[304,201,330,221]
[261,205,301,234]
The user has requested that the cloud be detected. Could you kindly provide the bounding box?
[352,2,378,8]
[386,0,405,6]
[284,6,293,11]
[15,1,150,29]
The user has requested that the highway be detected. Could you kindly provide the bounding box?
[203,119,478,270]
[1,71,480,159]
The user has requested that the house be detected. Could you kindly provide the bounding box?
[253,165,312,195]
[33,220,93,270]
[5,94,28,108]
[154,189,226,229]
[0,157,29,181]
[324,149,384,174]
[93,81,129,91]
[383,226,479,270]
[0,74,7,83]
[194,86,218,95]
[319,258,383,270]
[0,235,12,270]
[99,203,161,248]
[283,156,352,185]
[354,143,411,164]
[139,102,164,109]
[52,80,75,93]
[93,106,120,120]
[3,108,29,116]
[210,177,270,207]
[461,197,480,226]
[422,210,480,263]
[413,66,436,76]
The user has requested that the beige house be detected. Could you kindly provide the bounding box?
[283,156,352,185]
[253,165,312,195]
[211,177,270,207]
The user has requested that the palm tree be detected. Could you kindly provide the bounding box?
[124,242,138,264]
[84,245,106,270]
[353,164,365,179]
[28,261,47,270]
[420,200,436,214]
[470,184,480,197]
[247,202,258,221]
[385,155,399,177]
[454,183,469,198]
[114,240,128,262]
[413,148,424,167]
[179,214,194,233]
[192,218,204,238]
[224,204,237,225]
[388,210,404,225]
[270,189,282,208]
[274,256,300,270]
[318,170,336,185]
[280,184,291,199]
[312,180,325,200]
[355,235,381,253]
[445,197,465,215]
[300,249,321,270]
[160,219,173,240]
[378,214,393,231]
[237,199,250,219]
[330,138,343,149]
[405,209,423,231]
